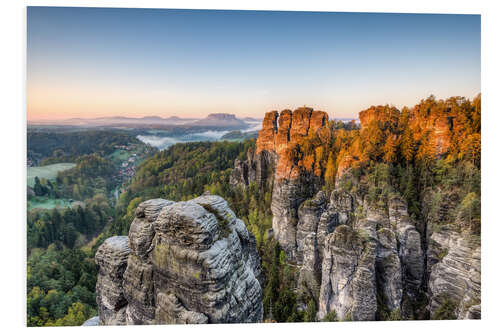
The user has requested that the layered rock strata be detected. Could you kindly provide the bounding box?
[227,104,480,321]
[316,201,408,321]
[95,236,130,325]
[95,195,263,325]
[231,107,331,261]
[427,226,481,319]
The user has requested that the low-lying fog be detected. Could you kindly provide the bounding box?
[137,121,262,150]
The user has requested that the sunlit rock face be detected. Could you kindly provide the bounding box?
[358,104,455,157]
[255,107,329,181]
[228,104,480,322]
[256,108,331,260]
[95,195,263,325]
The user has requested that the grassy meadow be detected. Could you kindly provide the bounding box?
[27,163,76,187]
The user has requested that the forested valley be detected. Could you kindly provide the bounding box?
[27,95,481,325]
[26,130,156,326]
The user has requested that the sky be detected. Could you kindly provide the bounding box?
[27,7,481,120]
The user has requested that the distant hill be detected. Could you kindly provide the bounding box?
[29,116,198,127]
[28,113,257,130]
[242,117,262,122]
[221,130,259,141]
[191,113,248,128]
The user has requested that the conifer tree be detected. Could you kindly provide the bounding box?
[400,127,415,164]
[383,134,398,163]
[324,152,336,190]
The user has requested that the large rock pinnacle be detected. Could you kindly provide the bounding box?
[95,195,263,325]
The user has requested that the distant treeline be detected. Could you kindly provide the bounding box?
[27,130,146,165]
[27,194,112,250]
[27,194,112,327]
[29,153,117,202]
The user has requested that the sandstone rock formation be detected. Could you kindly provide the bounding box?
[95,195,263,325]
[358,104,455,157]
[427,226,481,319]
[82,316,99,326]
[229,147,273,189]
[255,107,329,181]
[230,104,480,322]
[316,202,406,321]
[95,236,130,325]
[317,225,377,321]
[231,107,331,262]
[388,196,424,315]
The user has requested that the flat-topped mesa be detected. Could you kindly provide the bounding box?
[95,195,263,325]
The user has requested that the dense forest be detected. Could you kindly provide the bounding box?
[27,247,98,326]
[293,95,481,235]
[26,129,156,327]
[27,195,112,250]
[26,94,481,325]
[98,140,307,321]
[27,130,146,165]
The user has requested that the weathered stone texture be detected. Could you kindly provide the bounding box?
[95,195,263,325]
[427,227,481,319]
[317,225,377,321]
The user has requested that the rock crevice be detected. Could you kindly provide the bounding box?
[95,195,263,325]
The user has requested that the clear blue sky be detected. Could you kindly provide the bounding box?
[27,7,480,120]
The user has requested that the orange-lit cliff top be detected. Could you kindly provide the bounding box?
[256,107,329,180]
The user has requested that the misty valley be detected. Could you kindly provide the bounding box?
[26,96,480,326]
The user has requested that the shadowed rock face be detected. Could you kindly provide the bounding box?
[427,226,481,319]
[317,225,377,321]
[95,236,130,325]
[229,147,275,189]
[304,191,423,321]
[388,196,424,316]
[255,108,331,261]
[95,195,263,325]
[230,105,479,322]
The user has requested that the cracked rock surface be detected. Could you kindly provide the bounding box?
[95,194,263,325]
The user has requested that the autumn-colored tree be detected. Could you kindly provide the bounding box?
[324,152,336,190]
[472,93,481,133]
[400,127,415,164]
[459,133,481,167]
[383,134,398,163]
[415,132,435,166]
